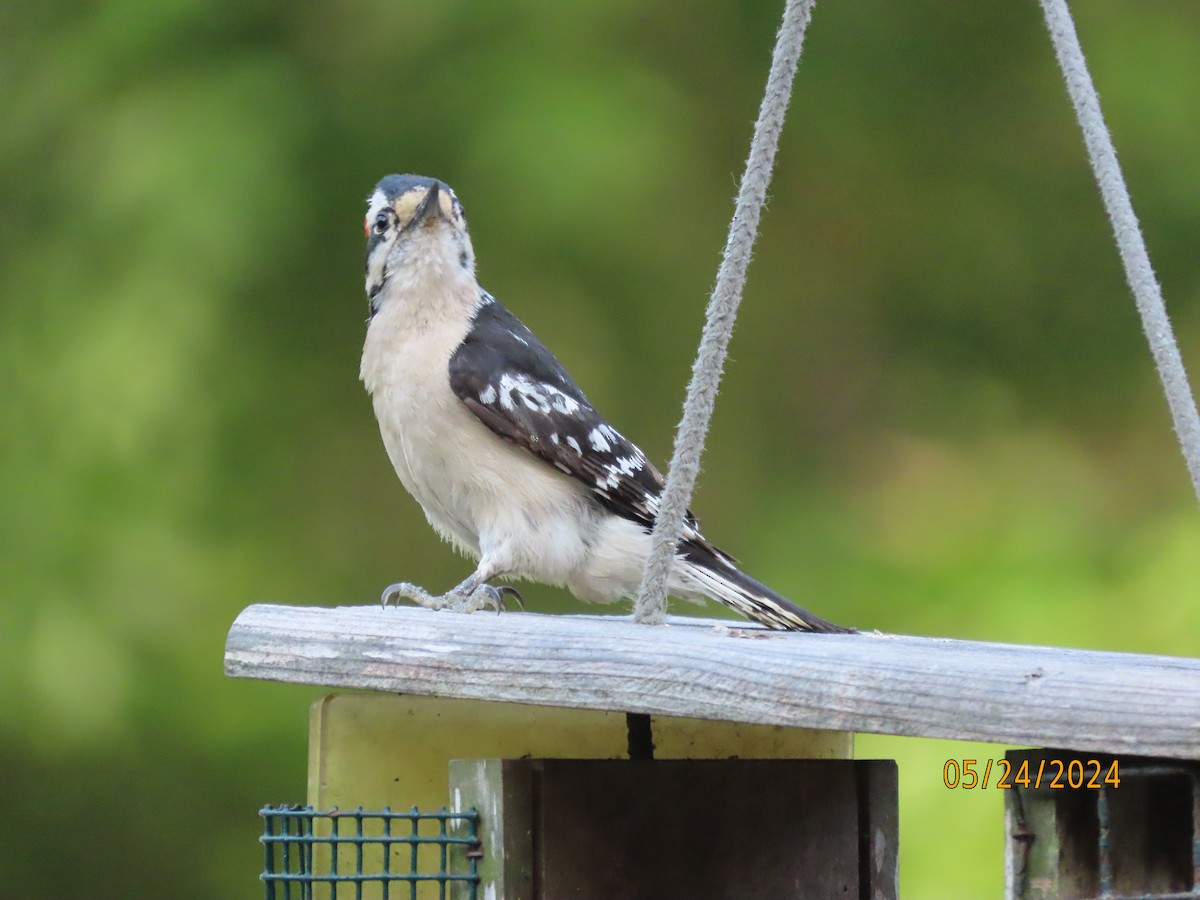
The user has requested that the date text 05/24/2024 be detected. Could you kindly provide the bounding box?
[943,758,1121,790]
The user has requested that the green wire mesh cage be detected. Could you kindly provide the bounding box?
[260,805,481,900]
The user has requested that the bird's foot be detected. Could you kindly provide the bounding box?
[451,583,522,614]
[381,581,522,614]
[380,581,441,610]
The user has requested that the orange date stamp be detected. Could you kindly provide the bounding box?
[942,758,1120,789]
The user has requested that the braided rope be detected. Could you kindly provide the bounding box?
[635,0,816,624]
[1040,0,1200,503]
[638,0,1199,628]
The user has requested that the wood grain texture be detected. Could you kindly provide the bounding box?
[225,604,1200,760]
[454,759,897,899]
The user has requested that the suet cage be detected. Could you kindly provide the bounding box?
[260,805,480,900]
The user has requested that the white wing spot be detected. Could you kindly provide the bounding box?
[548,387,580,415]
[495,373,581,416]
[588,427,611,452]
[479,385,497,404]
[566,436,582,454]
[612,455,643,476]
[596,454,647,492]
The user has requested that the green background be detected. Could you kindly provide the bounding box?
[2,1,1198,896]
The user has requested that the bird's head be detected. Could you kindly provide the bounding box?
[364,174,475,314]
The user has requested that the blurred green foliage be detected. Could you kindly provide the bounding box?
[2,1,1197,897]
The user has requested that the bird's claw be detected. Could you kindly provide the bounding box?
[446,583,522,614]
[488,584,523,612]
[381,581,437,609]
[380,581,522,614]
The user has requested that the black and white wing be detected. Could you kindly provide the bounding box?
[448,294,717,548]
[448,293,850,634]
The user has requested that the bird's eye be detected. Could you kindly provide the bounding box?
[372,212,390,235]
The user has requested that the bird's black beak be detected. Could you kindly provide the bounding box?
[413,182,445,226]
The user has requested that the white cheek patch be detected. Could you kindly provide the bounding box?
[365,189,390,227]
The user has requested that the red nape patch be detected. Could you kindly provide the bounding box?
[363,217,371,237]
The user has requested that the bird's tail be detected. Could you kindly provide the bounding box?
[677,546,852,633]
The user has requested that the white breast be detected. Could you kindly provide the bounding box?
[360,281,597,583]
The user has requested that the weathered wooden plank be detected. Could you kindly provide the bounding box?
[225,604,1200,759]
